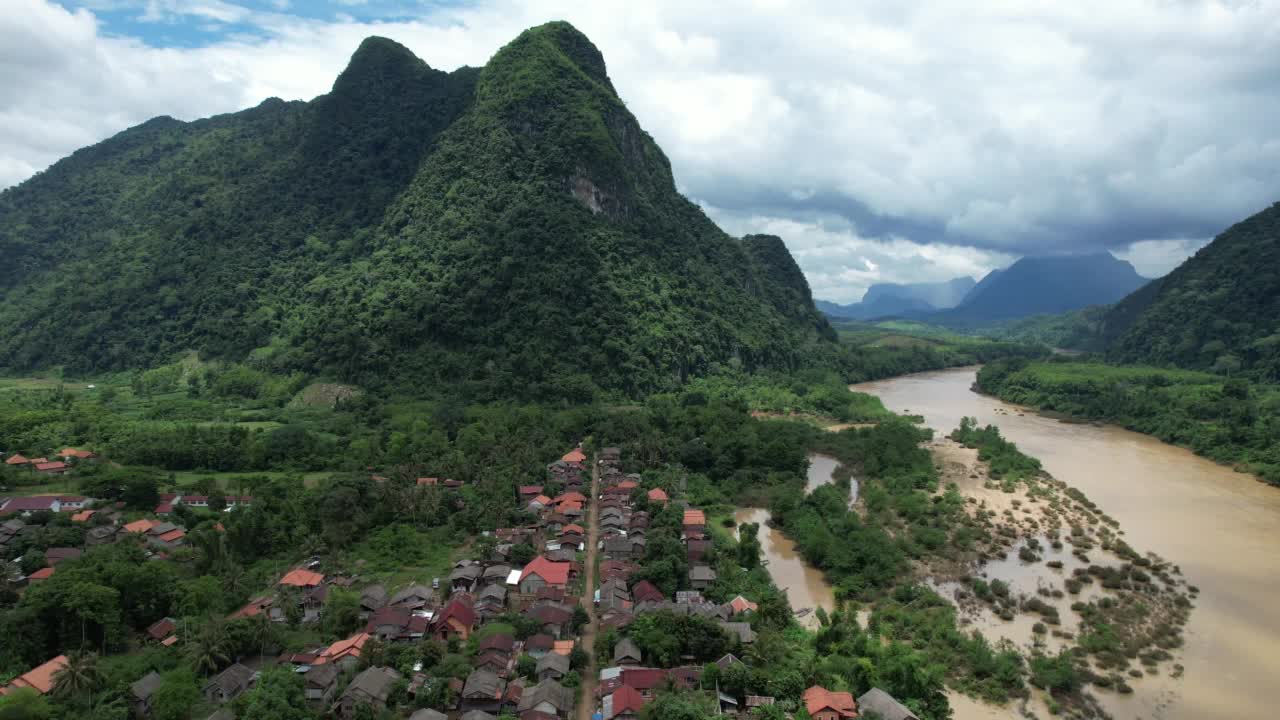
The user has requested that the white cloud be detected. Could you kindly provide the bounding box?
[1115,237,1211,278]
[1,0,1276,301]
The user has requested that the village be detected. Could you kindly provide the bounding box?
[0,440,917,720]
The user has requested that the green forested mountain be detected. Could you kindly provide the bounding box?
[1103,202,1280,380]
[0,23,833,399]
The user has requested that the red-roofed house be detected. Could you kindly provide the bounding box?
[180,495,208,508]
[59,448,97,460]
[432,597,477,641]
[34,461,67,475]
[4,454,30,467]
[416,477,438,486]
[604,685,646,720]
[230,597,273,619]
[2,496,62,514]
[2,655,67,695]
[280,568,325,588]
[519,485,544,498]
[519,556,572,594]
[630,580,664,604]
[620,669,667,698]
[70,509,95,522]
[682,509,706,528]
[155,503,174,515]
[553,492,587,505]
[561,448,586,464]
[728,596,759,614]
[803,686,858,720]
[646,488,668,505]
[27,567,54,582]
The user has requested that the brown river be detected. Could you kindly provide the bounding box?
[853,367,1280,720]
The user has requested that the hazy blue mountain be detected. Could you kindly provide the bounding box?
[945,253,1148,322]
[818,276,976,319]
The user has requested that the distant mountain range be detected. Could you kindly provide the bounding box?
[819,253,1149,324]
[817,277,976,319]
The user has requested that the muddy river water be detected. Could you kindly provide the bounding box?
[854,367,1280,720]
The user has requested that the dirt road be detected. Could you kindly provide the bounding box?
[575,454,602,720]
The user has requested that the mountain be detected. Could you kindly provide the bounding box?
[1103,202,1280,378]
[945,253,1148,322]
[818,277,975,319]
[0,24,834,398]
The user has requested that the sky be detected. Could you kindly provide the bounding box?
[3,1,1278,303]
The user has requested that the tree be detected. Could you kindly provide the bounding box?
[322,589,362,637]
[640,691,716,720]
[241,668,313,720]
[19,551,46,577]
[51,651,103,705]
[516,654,537,680]
[186,618,230,676]
[0,687,53,720]
[152,669,200,720]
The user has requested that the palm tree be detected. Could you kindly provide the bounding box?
[187,616,231,676]
[51,651,102,704]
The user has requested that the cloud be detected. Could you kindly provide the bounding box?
[4,0,1279,301]
[1115,237,1212,278]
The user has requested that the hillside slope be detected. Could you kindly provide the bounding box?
[1104,202,1280,379]
[818,276,975,319]
[0,23,833,398]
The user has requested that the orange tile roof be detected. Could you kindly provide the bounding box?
[7,656,67,695]
[70,510,95,522]
[647,488,668,502]
[280,568,324,587]
[803,686,857,718]
[28,567,54,581]
[561,448,587,464]
[417,477,438,486]
[123,519,159,534]
[314,632,369,664]
[552,640,575,656]
[617,480,638,489]
[520,555,571,587]
[683,509,706,526]
[4,454,29,466]
[160,636,178,647]
[532,494,552,506]
[157,529,185,543]
[729,596,759,614]
[230,597,272,619]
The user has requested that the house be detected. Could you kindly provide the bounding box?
[561,448,586,465]
[70,509,95,522]
[390,584,435,609]
[85,524,119,547]
[685,539,711,563]
[146,617,177,643]
[34,461,67,475]
[598,577,631,611]
[630,581,664,604]
[857,688,919,720]
[45,547,82,565]
[602,536,641,560]
[4,454,30,468]
[432,597,476,641]
[450,562,483,593]
[461,669,507,713]
[411,710,449,720]
[524,634,554,658]
[528,495,552,511]
[613,637,642,666]
[682,509,706,528]
[525,604,574,638]
[483,564,513,585]
[476,584,508,617]
[365,606,413,642]
[315,632,370,670]
[619,669,666,699]
[600,560,638,582]
[230,596,273,620]
[728,596,758,615]
[130,671,164,717]
[461,712,497,720]
[479,633,516,657]
[646,488,668,505]
[746,696,776,710]
[803,685,859,720]
[473,651,510,675]
[359,585,387,619]
[203,663,256,704]
[603,685,646,720]
[688,565,717,590]
[516,680,574,718]
[123,518,159,534]
[59,448,97,461]
[27,567,54,582]
[280,568,325,589]
[719,621,757,645]
[2,655,66,695]
[302,663,340,706]
[519,556,571,594]
[535,653,570,682]
[2,496,61,514]
[335,667,401,719]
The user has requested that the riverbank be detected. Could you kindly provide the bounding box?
[855,367,1280,720]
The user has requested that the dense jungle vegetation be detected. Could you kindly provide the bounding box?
[977,358,1280,484]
